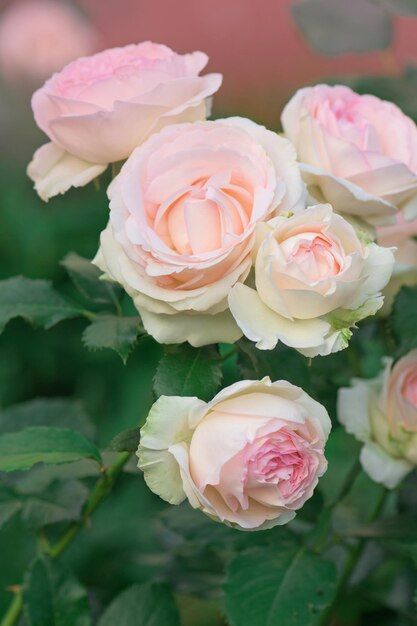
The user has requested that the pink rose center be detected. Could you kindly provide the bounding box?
[150,173,253,256]
[281,231,342,282]
[311,92,379,153]
[402,370,417,408]
[244,428,313,500]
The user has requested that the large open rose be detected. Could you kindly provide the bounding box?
[338,350,417,488]
[137,377,331,531]
[94,117,305,347]
[281,84,417,227]
[228,204,394,357]
[28,42,222,200]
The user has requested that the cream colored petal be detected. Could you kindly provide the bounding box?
[337,381,374,442]
[139,307,242,347]
[137,396,205,505]
[300,164,397,225]
[228,283,330,351]
[360,442,412,489]
[27,142,107,201]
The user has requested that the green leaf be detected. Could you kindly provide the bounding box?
[237,339,312,393]
[107,428,140,453]
[154,345,223,401]
[0,427,101,472]
[0,398,95,439]
[0,276,82,334]
[291,0,392,55]
[224,540,337,626]
[21,480,89,529]
[97,583,180,626]
[390,285,417,355]
[319,427,361,506]
[61,252,122,306]
[23,555,91,626]
[82,315,141,363]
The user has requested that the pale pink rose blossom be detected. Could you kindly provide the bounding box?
[281,84,417,226]
[338,350,417,489]
[0,0,98,84]
[94,117,305,347]
[28,41,222,200]
[137,377,331,531]
[228,204,394,357]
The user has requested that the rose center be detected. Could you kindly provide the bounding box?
[152,174,252,256]
[246,432,308,498]
[281,232,342,282]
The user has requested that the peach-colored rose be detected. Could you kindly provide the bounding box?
[93,117,305,347]
[376,214,417,313]
[338,350,417,488]
[228,204,394,357]
[0,0,98,85]
[281,84,417,227]
[28,42,222,200]
[137,377,331,531]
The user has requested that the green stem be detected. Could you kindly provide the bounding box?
[0,452,131,626]
[0,594,22,626]
[321,488,388,626]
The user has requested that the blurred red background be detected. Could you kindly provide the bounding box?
[1,0,417,129]
[81,0,417,126]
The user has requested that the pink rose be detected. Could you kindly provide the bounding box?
[0,0,98,85]
[228,204,394,357]
[281,84,417,226]
[137,377,331,530]
[93,117,305,347]
[338,350,417,488]
[376,214,417,313]
[28,42,222,200]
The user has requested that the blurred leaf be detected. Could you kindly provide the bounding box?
[21,480,89,529]
[61,252,122,306]
[237,339,312,391]
[154,345,223,401]
[340,515,417,540]
[107,427,140,453]
[0,500,22,530]
[224,540,337,626]
[0,398,95,439]
[319,428,361,506]
[375,0,417,15]
[333,471,386,530]
[0,427,101,472]
[97,583,180,626]
[0,276,82,334]
[390,285,417,356]
[23,555,91,626]
[292,0,392,55]
[82,315,141,363]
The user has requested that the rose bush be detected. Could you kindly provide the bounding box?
[137,377,331,531]
[338,349,417,488]
[281,84,417,227]
[94,117,305,346]
[228,204,395,356]
[28,42,222,200]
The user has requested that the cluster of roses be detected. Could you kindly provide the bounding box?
[28,42,417,530]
